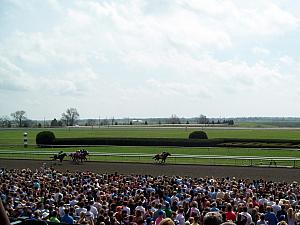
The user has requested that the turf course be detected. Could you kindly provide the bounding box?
[0,127,300,167]
[1,127,300,145]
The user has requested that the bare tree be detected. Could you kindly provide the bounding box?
[168,114,181,124]
[11,110,27,127]
[196,114,209,124]
[61,108,79,126]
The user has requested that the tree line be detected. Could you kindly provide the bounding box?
[0,109,234,128]
[0,108,80,128]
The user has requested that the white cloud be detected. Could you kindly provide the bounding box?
[252,47,270,55]
[1,0,300,117]
[279,55,295,65]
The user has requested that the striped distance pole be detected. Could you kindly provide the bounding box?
[23,132,28,148]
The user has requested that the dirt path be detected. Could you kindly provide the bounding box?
[0,159,299,182]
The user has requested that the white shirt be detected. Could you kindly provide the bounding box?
[272,204,281,215]
[90,205,98,218]
[258,198,268,206]
[59,206,65,217]
[75,207,87,216]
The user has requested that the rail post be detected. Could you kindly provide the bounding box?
[23,132,28,148]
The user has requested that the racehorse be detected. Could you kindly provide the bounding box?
[153,152,171,163]
[50,152,67,163]
[70,149,89,163]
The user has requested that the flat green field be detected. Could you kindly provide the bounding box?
[0,127,299,167]
[1,127,300,145]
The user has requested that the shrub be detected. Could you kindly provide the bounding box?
[36,131,56,147]
[52,137,220,147]
[189,131,208,139]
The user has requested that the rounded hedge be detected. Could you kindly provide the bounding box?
[189,131,208,139]
[36,131,56,146]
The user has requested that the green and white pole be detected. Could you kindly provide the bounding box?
[24,132,28,148]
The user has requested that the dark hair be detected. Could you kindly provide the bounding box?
[204,215,221,225]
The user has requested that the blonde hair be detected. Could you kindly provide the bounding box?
[158,218,175,225]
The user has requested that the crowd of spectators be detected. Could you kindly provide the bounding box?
[0,165,300,225]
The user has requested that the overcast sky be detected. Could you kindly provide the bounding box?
[1,0,300,120]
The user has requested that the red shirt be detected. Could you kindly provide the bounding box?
[226,211,236,221]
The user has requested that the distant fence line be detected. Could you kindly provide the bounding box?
[1,144,300,153]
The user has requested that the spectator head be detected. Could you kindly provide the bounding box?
[86,205,91,211]
[279,215,286,222]
[64,208,70,214]
[159,218,175,225]
[221,222,236,225]
[278,221,287,225]
[78,202,84,208]
[158,210,164,217]
[146,217,152,224]
[204,214,222,225]
[51,211,58,217]
[191,201,198,208]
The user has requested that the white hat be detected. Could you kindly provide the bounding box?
[42,212,49,219]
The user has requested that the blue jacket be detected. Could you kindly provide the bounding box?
[265,212,278,225]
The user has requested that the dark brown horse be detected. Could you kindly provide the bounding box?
[50,152,67,163]
[153,152,171,163]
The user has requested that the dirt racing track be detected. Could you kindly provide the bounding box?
[0,159,299,182]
